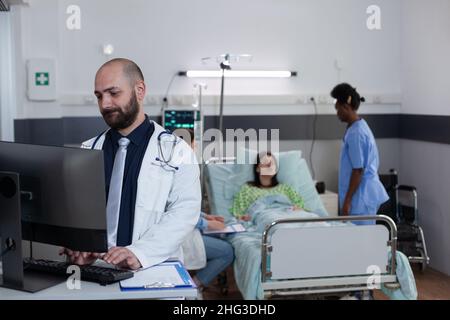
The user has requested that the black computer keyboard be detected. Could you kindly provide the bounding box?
[23,258,134,286]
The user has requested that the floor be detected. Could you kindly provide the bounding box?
[203,264,450,300]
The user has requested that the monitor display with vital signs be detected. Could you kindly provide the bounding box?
[163,110,195,131]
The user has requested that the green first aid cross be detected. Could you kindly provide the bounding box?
[35,72,49,86]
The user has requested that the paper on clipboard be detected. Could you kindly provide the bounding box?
[120,262,193,289]
[202,223,246,235]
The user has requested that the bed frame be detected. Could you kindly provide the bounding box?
[261,215,400,299]
[204,157,401,299]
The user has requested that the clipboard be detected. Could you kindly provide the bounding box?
[202,223,246,235]
[120,261,196,291]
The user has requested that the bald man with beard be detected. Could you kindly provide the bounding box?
[60,58,203,270]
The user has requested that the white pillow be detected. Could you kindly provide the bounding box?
[205,148,328,218]
[232,148,327,216]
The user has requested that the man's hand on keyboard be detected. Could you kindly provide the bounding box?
[59,248,102,265]
[102,247,142,270]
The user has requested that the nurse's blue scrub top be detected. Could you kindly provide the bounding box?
[339,119,389,225]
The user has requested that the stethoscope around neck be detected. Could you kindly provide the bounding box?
[155,130,179,171]
[91,128,179,171]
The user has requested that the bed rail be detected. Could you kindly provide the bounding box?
[261,215,399,298]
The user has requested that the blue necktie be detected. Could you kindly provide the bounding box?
[106,137,130,248]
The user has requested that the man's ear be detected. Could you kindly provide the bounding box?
[135,80,146,102]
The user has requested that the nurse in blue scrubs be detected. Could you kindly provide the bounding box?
[331,83,389,225]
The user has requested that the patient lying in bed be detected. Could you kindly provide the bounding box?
[214,151,417,300]
[230,151,309,221]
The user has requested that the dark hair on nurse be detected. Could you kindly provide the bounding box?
[330,83,366,111]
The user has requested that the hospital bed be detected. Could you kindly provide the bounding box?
[204,150,406,299]
[260,215,397,298]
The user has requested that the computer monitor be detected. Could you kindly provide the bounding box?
[163,109,195,131]
[0,141,108,292]
[0,141,108,251]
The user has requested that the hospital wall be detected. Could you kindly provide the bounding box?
[8,0,402,120]
[5,1,406,262]
[399,0,450,275]
[9,0,403,176]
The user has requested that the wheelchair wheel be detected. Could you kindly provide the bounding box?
[419,248,427,272]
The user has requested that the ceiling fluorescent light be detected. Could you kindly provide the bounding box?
[179,70,297,78]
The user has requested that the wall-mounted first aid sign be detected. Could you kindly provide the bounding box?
[27,58,57,101]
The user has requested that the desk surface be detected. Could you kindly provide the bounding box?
[0,265,197,300]
[0,281,198,300]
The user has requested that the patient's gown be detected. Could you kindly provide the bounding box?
[230,183,305,218]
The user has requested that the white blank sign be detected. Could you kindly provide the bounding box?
[269,224,389,280]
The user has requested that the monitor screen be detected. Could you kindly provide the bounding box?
[163,110,195,131]
[0,141,108,252]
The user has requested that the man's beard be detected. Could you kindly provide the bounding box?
[101,92,139,130]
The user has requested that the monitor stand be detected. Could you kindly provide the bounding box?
[0,172,65,293]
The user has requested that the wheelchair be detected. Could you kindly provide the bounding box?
[378,169,430,271]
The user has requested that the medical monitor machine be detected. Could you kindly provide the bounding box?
[163,109,196,132]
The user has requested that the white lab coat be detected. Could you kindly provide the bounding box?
[81,121,206,269]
